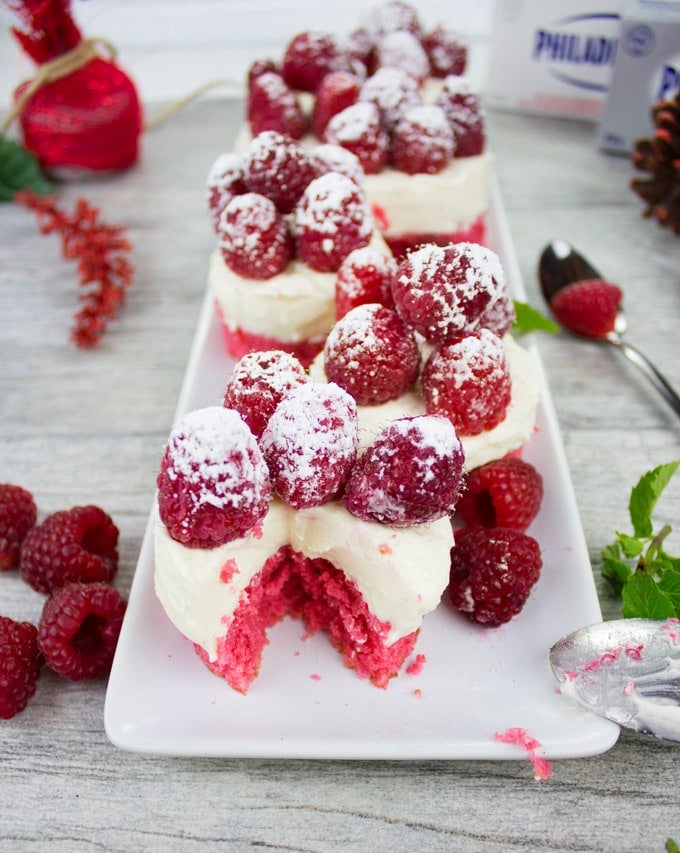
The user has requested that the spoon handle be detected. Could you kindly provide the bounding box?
[606,335,680,418]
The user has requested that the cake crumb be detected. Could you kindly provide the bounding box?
[493,727,553,780]
[406,653,426,675]
[310,673,322,681]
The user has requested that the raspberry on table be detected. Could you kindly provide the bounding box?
[334,245,396,318]
[223,350,308,439]
[157,407,271,548]
[312,71,361,138]
[38,582,127,680]
[294,171,373,272]
[260,382,358,510]
[0,616,43,718]
[323,101,390,175]
[435,75,485,157]
[456,457,544,532]
[324,303,420,404]
[549,278,622,339]
[241,131,318,214]
[0,483,37,571]
[247,71,306,140]
[217,192,293,280]
[19,505,119,594]
[422,328,512,436]
[448,527,542,626]
[422,25,468,77]
[392,104,454,175]
[343,414,465,525]
[206,152,247,231]
[392,242,506,343]
[281,31,339,92]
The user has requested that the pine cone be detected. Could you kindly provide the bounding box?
[630,91,680,236]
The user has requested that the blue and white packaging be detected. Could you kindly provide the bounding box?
[598,0,680,153]
[486,0,627,121]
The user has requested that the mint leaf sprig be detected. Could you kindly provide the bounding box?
[512,300,559,336]
[601,460,680,619]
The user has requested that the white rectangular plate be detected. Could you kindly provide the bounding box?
[104,181,619,759]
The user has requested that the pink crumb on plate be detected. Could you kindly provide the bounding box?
[493,727,553,780]
[406,653,426,676]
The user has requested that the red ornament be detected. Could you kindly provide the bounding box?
[6,0,143,174]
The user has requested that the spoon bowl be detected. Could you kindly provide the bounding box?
[538,240,680,418]
[550,618,680,743]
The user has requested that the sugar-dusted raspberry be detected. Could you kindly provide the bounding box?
[448,527,542,626]
[309,143,365,188]
[392,242,506,343]
[281,31,339,92]
[206,152,247,229]
[335,245,397,318]
[391,104,454,175]
[312,71,361,138]
[477,288,516,338]
[38,582,127,680]
[217,192,293,280]
[343,414,465,525]
[19,505,119,594]
[260,382,358,509]
[324,303,420,404]
[224,350,308,438]
[435,75,485,157]
[157,407,271,547]
[359,66,422,133]
[422,329,512,436]
[422,25,468,77]
[549,278,622,339]
[456,457,544,532]
[0,616,42,718]
[374,31,430,83]
[323,102,390,175]
[294,171,373,272]
[247,58,279,88]
[241,131,318,214]
[0,483,37,571]
[247,71,306,140]
[364,0,423,42]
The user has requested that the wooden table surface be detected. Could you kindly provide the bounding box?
[1,97,679,851]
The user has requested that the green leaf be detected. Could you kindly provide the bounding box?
[666,839,679,853]
[616,530,644,559]
[0,137,54,201]
[601,542,632,593]
[629,460,680,538]
[621,572,676,619]
[511,301,559,336]
[657,570,680,615]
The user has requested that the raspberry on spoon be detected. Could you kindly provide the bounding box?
[549,278,623,339]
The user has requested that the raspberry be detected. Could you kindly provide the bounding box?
[324,303,420,404]
[0,616,42,718]
[391,105,454,175]
[422,25,468,78]
[456,457,544,532]
[359,66,422,133]
[448,527,542,626]
[549,278,622,339]
[247,58,279,87]
[374,31,430,83]
[312,71,361,138]
[206,152,247,229]
[223,350,308,438]
[38,582,127,680]
[364,1,423,42]
[0,483,37,571]
[260,382,358,509]
[294,172,373,272]
[335,245,397,319]
[19,505,119,594]
[157,407,271,547]
[477,289,516,338]
[281,31,339,92]
[247,71,306,139]
[435,75,485,157]
[217,192,293,280]
[310,143,365,188]
[343,414,465,525]
[392,242,506,343]
[422,329,512,436]
[323,102,389,175]
[242,131,318,214]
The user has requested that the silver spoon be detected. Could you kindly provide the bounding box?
[538,240,680,418]
[550,618,680,743]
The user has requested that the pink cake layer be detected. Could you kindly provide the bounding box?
[373,210,487,261]
[194,545,419,693]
